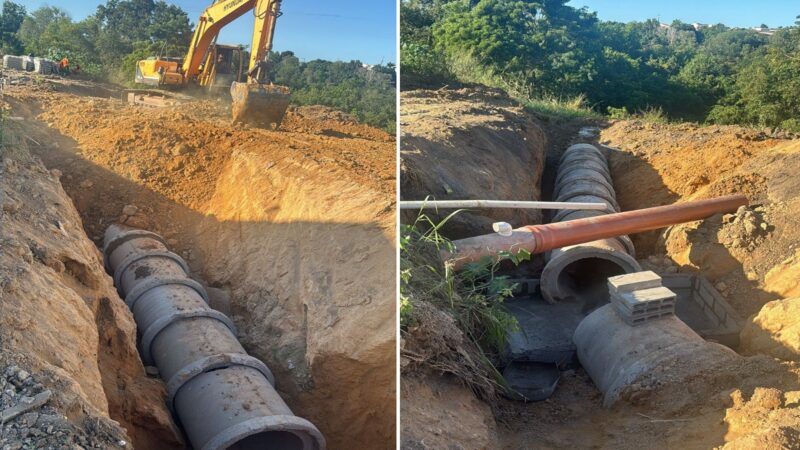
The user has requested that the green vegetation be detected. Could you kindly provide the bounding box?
[3,0,395,132]
[400,210,527,359]
[268,53,396,133]
[401,0,800,130]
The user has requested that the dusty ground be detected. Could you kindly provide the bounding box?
[2,72,396,449]
[400,88,800,450]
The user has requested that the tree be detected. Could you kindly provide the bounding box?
[0,1,26,54]
[433,0,600,98]
[94,0,191,65]
[709,27,800,130]
[17,6,71,56]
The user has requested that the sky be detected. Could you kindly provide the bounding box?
[567,0,799,28]
[17,0,397,64]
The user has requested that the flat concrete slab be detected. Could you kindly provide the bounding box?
[608,271,662,293]
[501,361,560,402]
[504,295,589,365]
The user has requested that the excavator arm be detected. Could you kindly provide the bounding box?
[180,0,290,127]
[248,0,282,81]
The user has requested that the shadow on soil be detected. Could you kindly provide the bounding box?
[12,97,396,450]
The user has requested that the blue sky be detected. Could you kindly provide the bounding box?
[567,0,799,28]
[17,0,397,64]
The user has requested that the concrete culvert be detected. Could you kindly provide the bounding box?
[541,238,640,305]
[103,224,325,450]
[541,144,640,304]
[574,304,738,407]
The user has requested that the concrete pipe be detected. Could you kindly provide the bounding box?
[554,181,619,212]
[573,304,737,407]
[555,158,611,184]
[103,224,325,450]
[551,204,616,224]
[558,143,606,164]
[554,167,614,193]
[540,238,639,304]
[541,144,637,303]
[175,365,325,450]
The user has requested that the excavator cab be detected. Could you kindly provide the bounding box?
[198,44,246,94]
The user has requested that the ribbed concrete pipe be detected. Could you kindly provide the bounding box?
[573,304,737,407]
[541,144,639,303]
[555,158,612,184]
[103,225,325,450]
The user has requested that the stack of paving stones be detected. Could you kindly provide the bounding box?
[608,271,677,325]
[0,365,128,449]
[32,58,56,75]
[2,56,24,71]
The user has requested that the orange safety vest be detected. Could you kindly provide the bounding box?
[59,58,69,69]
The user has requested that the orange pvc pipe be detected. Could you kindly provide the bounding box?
[444,194,747,270]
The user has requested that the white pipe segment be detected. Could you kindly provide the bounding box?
[399,200,609,210]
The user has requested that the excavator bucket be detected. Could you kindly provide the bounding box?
[230,81,291,129]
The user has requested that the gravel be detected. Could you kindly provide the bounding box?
[0,365,128,450]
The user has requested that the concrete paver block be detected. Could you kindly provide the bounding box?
[608,271,662,293]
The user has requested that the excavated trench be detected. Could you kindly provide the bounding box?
[2,77,396,449]
[400,87,800,449]
[493,124,800,449]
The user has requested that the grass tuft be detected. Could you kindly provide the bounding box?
[400,208,529,397]
[521,93,601,122]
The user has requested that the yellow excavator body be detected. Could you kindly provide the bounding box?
[135,59,182,86]
[133,0,290,128]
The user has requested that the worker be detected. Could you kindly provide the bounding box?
[58,57,69,76]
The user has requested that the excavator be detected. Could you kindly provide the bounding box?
[130,0,290,128]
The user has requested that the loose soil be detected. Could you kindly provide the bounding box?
[401,88,800,450]
[2,72,396,449]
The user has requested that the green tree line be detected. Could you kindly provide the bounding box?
[0,0,395,132]
[401,0,800,131]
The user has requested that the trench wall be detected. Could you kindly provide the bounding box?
[195,148,397,450]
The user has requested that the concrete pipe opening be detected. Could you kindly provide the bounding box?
[540,240,641,305]
[229,430,305,450]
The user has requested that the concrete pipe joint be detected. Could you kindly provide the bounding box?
[541,143,639,303]
[103,224,325,450]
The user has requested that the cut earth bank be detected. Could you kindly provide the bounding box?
[400,87,800,449]
[1,74,396,449]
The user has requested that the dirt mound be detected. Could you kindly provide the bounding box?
[401,373,498,450]
[720,387,800,449]
[4,76,396,449]
[283,105,394,141]
[740,297,800,361]
[0,145,181,448]
[400,87,546,237]
[601,120,800,318]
